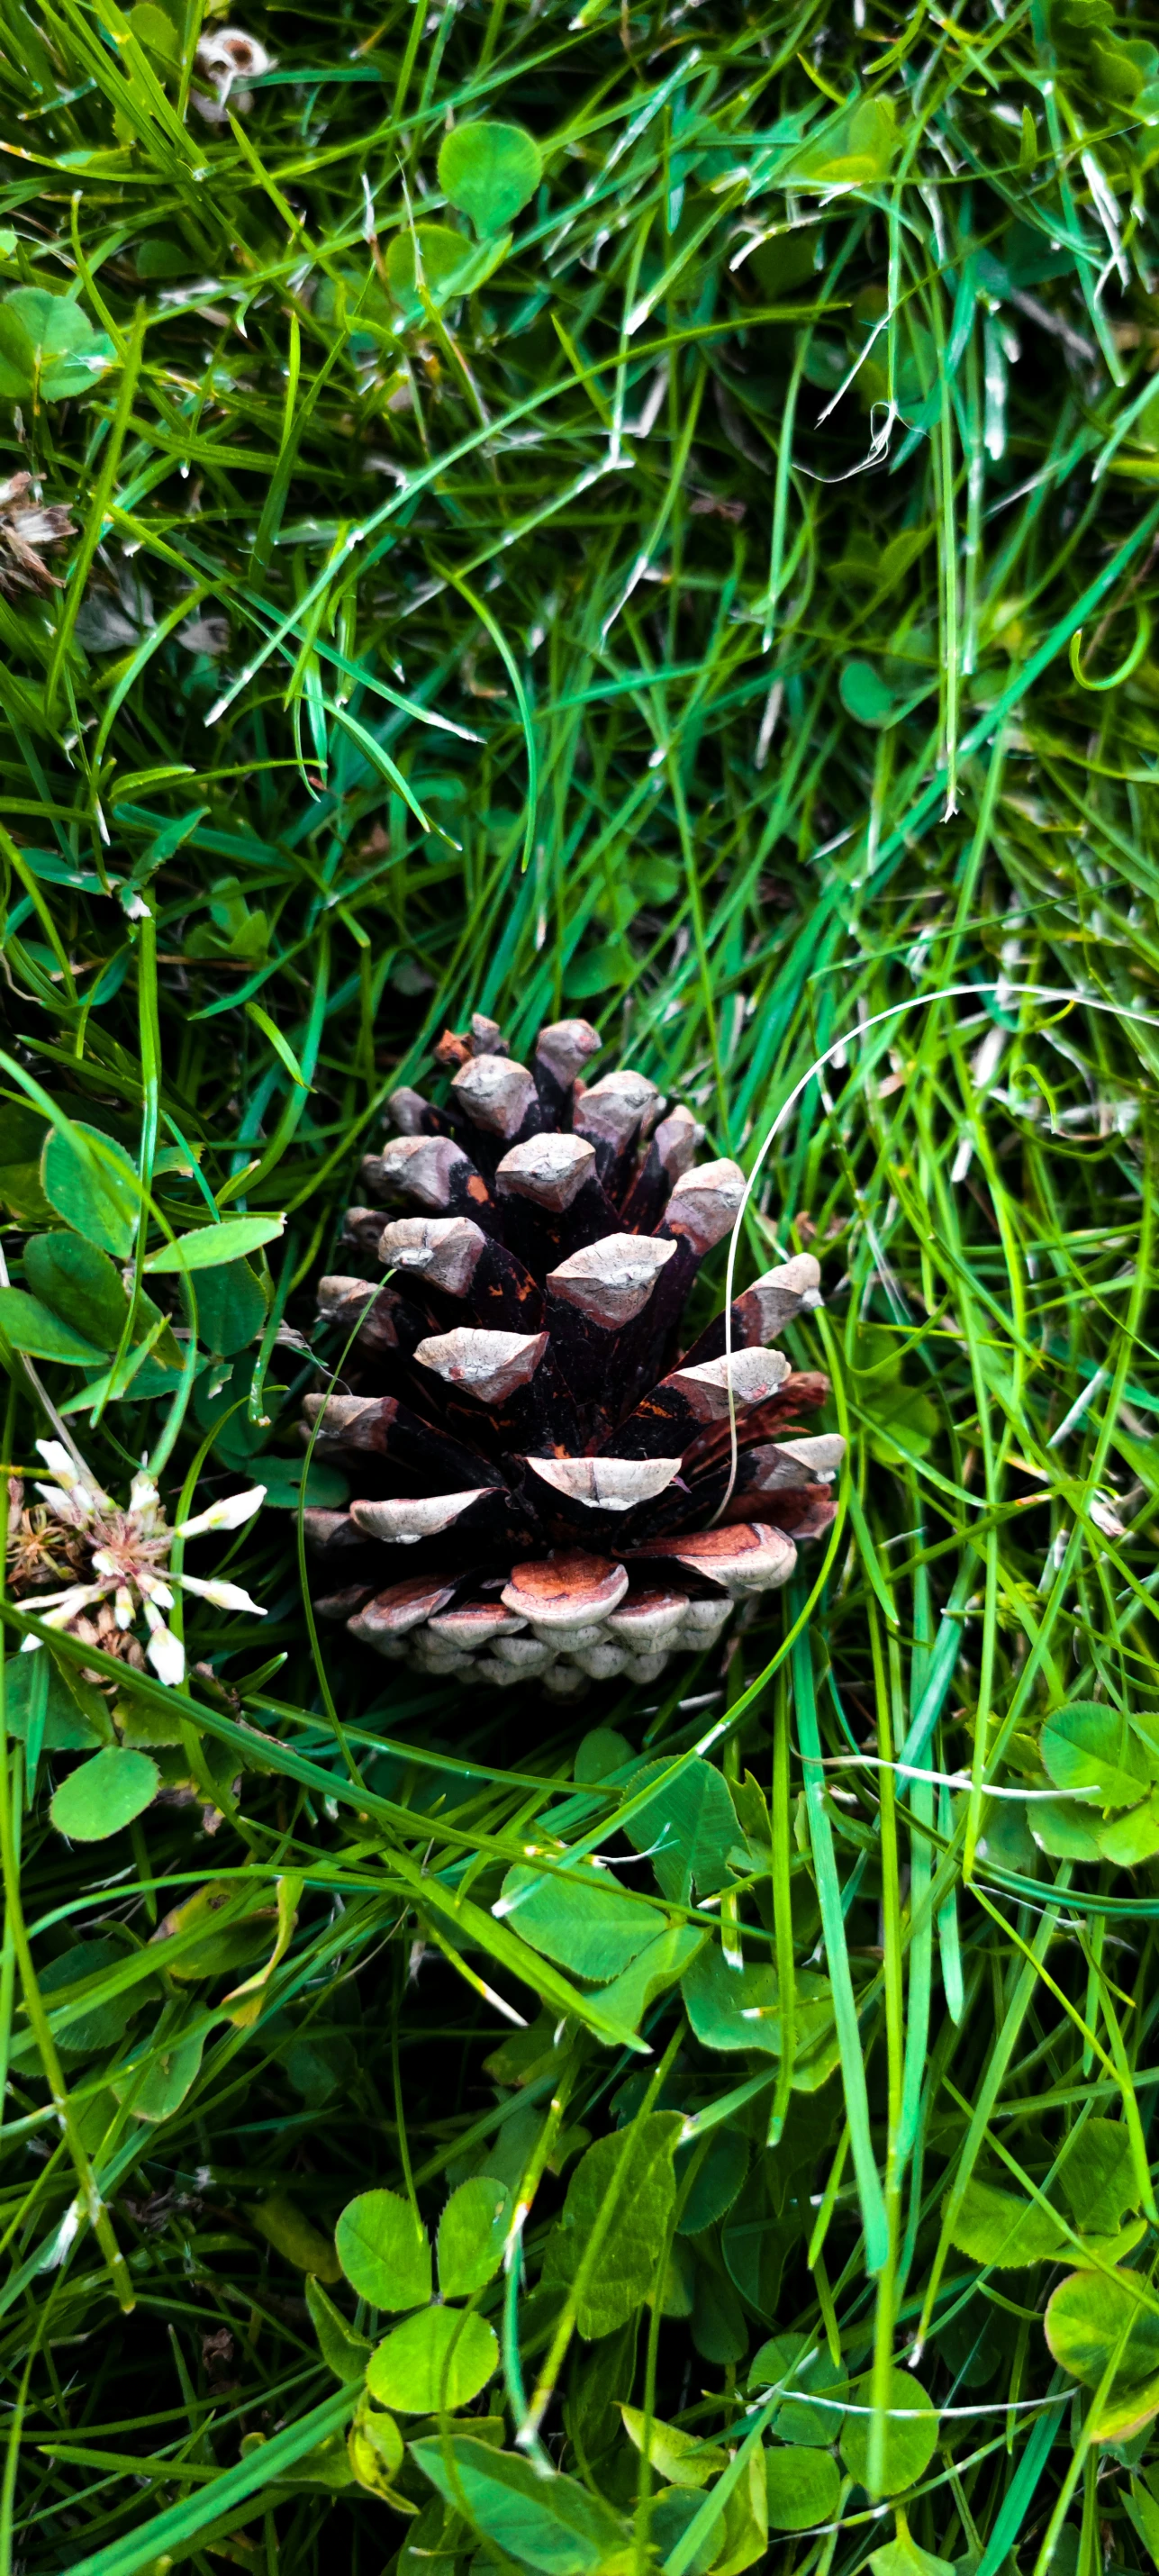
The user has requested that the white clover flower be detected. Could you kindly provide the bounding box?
[195,24,272,86]
[175,1485,266,1543]
[11,1440,267,1685]
[192,26,273,119]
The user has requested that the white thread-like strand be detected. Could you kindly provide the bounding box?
[745,2388,1069,2421]
[824,1754,1109,1802]
[713,981,1159,1528]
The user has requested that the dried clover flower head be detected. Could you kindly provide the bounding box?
[0,473,75,598]
[5,1474,87,1594]
[9,1441,267,1688]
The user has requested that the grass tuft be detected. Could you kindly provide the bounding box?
[3,0,1159,2568]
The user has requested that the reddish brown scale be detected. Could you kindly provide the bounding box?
[491,1137,623,1277]
[573,1069,664,1194]
[726,1485,837,1540]
[680,1372,833,1481]
[434,1013,508,1069]
[315,1275,418,1356]
[315,1583,373,1621]
[676,1255,822,1368]
[531,1019,601,1122]
[360,1135,500,1232]
[302,1509,368,1563]
[619,1104,701,1232]
[376,1217,544,1334]
[601,1347,791,1463]
[302,1390,502,1492]
[450,1053,546,1163]
[385,1086,451,1138]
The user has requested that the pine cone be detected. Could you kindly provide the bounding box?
[303,1013,843,1697]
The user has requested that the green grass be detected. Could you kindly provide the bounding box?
[3,0,1159,2567]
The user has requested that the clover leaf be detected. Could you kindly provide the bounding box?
[0,288,114,403]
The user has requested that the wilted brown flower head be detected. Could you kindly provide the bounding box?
[6,1474,87,1595]
[0,473,74,598]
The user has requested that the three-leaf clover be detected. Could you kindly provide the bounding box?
[0,289,114,404]
[328,2176,511,2416]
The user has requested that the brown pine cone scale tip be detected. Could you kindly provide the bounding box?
[303,1011,844,1696]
